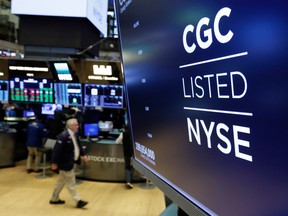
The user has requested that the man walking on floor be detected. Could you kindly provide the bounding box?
[49,118,89,208]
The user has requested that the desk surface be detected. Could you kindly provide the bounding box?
[80,138,117,145]
[97,139,117,144]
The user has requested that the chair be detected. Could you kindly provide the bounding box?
[36,139,56,179]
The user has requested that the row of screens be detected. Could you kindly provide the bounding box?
[21,106,110,137]
[18,107,112,138]
[0,78,124,108]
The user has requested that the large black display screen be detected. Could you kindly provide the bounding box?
[115,1,288,215]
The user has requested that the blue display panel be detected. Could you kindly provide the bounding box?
[115,0,288,215]
[41,103,63,115]
[84,84,123,108]
[83,123,99,137]
[9,77,54,103]
[54,83,83,106]
[0,80,9,103]
[23,110,35,118]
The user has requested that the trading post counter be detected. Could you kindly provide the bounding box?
[0,128,17,168]
[79,139,126,182]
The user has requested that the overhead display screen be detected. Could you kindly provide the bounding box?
[53,62,73,81]
[115,0,288,215]
[84,84,123,108]
[54,83,83,106]
[11,0,87,17]
[9,77,54,103]
[11,0,108,37]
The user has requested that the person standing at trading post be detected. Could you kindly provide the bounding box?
[49,118,89,208]
[26,114,47,173]
[115,125,134,189]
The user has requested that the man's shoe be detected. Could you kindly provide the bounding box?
[126,182,134,189]
[49,199,65,204]
[27,169,34,174]
[77,200,88,208]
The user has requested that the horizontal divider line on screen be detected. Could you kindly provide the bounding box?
[179,51,248,68]
[184,106,253,116]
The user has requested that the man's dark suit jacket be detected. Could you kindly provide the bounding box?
[52,129,86,171]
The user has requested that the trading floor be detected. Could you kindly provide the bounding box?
[0,160,165,216]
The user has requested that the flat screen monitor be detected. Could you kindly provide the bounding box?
[98,121,113,132]
[84,84,123,108]
[41,103,63,115]
[83,123,99,137]
[54,83,83,106]
[0,80,9,103]
[23,110,35,118]
[9,77,54,103]
[115,1,288,216]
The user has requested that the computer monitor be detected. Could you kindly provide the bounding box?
[98,121,113,132]
[41,103,63,115]
[83,123,99,138]
[23,110,35,118]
